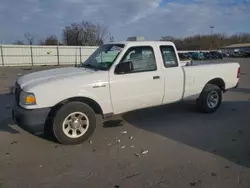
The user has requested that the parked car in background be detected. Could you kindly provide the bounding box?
[244,51,250,58]
[222,53,230,58]
[240,51,250,58]
[210,51,223,60]
[178,52,192,60]
[183,53,192,59]
[203,52,212,60]
[187,52,195,59]
[178,52,192,66]
[192,52,205,60]
[231,51,243,58]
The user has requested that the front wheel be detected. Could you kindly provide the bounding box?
[196,84,222,113]
[52,102,96,145]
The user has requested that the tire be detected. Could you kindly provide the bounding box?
[196,84,222,113]
[52,101,96,145]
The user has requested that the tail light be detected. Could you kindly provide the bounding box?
[237,67,240,78]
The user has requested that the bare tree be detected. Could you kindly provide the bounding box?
[62,21,108,46]
[62,26,71,45]
[94,22,108,45]
[40,35,59,45]
[24,32,35,45]
[13,40,24,45]
[62,23,82,45]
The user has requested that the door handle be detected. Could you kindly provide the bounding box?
[153,76,160,79]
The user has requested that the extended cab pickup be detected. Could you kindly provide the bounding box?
[12,41,240,145]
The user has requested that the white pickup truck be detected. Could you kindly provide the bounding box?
[12,41,240,145]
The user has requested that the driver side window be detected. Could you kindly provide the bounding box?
[121,46,157,73]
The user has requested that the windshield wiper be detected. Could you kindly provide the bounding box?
[81,64,98,71]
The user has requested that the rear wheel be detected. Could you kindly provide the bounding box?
[52,102,96,145]
[196,84,222,113]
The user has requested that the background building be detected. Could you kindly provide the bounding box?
[220,43,250,54]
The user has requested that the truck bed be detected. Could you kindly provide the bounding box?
[185,60,234,66]
[182,62,240,99]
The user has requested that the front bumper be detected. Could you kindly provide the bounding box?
[12,105,51,134]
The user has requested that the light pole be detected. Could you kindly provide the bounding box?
[0,34,4,44]
[210,26,215,35]
[209,26,215,50]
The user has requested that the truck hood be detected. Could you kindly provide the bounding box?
[17,67,94,89]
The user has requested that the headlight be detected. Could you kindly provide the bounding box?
[20,91,36,105]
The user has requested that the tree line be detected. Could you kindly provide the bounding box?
[13,20,250,50]
[13,20,111,46]
[161,33,250,50]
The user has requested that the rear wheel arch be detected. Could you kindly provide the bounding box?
[206,78,225,92]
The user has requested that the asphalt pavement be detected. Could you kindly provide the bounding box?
[0,59,250,188]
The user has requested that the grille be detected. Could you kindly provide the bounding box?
[15,82,21,105]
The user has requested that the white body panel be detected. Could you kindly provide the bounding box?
[109,71,164,114]
[16,41,240,116]
[17,67,113,114]
[108,43,164,114]
[162,66,185,104]
[180,60,191,67]
[183,63,239,100]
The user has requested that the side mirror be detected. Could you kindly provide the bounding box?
[115,61,134,74]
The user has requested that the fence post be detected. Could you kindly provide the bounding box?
[30,46,34,66]
[57,46,60,65]
[0,46,4,66]
[79,47,82,64]
[74,48,78,67]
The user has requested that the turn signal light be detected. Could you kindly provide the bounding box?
[25,95,36,104]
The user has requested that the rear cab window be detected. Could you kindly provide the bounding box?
[160,46,179,68]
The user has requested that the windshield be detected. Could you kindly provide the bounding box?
[79,44,125,70]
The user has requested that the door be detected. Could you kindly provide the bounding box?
[159,45,185,104]
[109,45,164,114]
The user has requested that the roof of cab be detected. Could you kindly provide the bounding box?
[107,40,175,46]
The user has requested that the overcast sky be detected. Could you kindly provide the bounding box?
[0,0,249,44]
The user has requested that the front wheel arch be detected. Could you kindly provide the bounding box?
[52,101,96,145]
[44,97,103,135]
[51,96,103,115]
